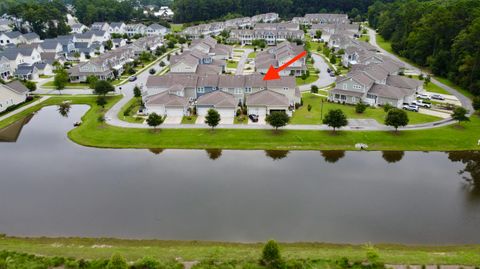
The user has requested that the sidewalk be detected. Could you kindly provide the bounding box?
[0,96,50,122]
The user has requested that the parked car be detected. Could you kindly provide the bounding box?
[329,72,336,77]
[412,100,431,108]
[417,93,431,100]
[248,114,259,122]
[129,76,137,82]
[403,104,419,112]
[327,68,332,73]
[431,94,445,100]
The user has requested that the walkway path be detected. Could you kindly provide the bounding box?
[367,28,473,114]
[0,96,50,122]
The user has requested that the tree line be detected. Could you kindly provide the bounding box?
[172,0,391,23]
[368,0,480,97]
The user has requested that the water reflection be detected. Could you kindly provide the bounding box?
[382,151,405,163]
[57,103,71,118]
[0,114,33,142]
[1,106,480,244]
[264,150,289,160]
[448,151,480,198]
[321,150,345,163]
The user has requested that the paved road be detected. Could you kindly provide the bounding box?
[367,28,473,114]
[298,53,336,92]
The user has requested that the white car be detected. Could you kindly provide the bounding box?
[431,94,445,100]
[417,93,431,100]
[412,100,431,108]
[403,104,419,112]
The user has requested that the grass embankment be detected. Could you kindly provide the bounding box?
[0,95,479,151]
[0,236,479,265]
[181,115,197,124]
[42,81,90,88]
[291,94,441,125]
[227,60,239,69]
[117,97,144,123]
[248,51,257,58]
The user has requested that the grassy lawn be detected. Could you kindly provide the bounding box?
[42,81,90,88]
[234,49,244,53]
[227,60,238,69]
[434,76,474,99]
[39,75,53,78]
[375,34,395,55]
[117,97,145,123]
[0,236,479,265]
[296,58,319,86]
[359,35,370,42]
[248,51,257,58]
[171,24,184,33]
[1,94,479,152]
[291,93,442,125]
[181,115,197,124]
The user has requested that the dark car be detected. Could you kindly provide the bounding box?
[129,76,137,82]
[329,72,336,77]
[327,68,332,73]
[249,114,259,122]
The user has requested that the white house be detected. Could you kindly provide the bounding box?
[71,23,88,34]
[109,22,126,35]
[0,56,12,80]
[146,24,169,36]
[0,81,29,112]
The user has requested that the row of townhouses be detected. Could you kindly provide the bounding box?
[143,73,301,118]
[143,5,174,21]
[182,13,279,39]
[169,37,233,76]
[254,41,306,76]
[228,23,305,45]
[292,13,350,25]
[71,22,170,37]
[68,35,162,82]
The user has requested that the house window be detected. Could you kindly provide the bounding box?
[197,87,204,93]
[334,94,340,99]
[245,87,252,93]
[353,85,362,90]
[234,88,243,94]
[341,95,347,101]
[342,84,347,90]
[283,87,288,91]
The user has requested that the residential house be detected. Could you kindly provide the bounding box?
[33,62,53,76]
[246,89,291,116]
[112,38,127,48]
[145,74,199,99]
[90,22,110,32]
[0,19,13,33]
[146,23,169,36]
[70,23,88,34]
[0,56,12,80]
[109,22,126,35]
[0,81,29,113]
[189,37,233,59]
[144,91,190,117]
[229,23,304,46]
[0,31,23,45]
[196,90,237,118]
[251,13,279,23]
[255,41,306,76]
[22,33,40,44]
[293,13,349,25]
[125,24,147,37]
[14,63,39,80]
[0,47,41,71]
[39,39,63,53]
[328,62,418,108]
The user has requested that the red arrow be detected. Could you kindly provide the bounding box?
[263,50,307,81]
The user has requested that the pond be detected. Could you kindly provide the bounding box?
[0,105,479,244]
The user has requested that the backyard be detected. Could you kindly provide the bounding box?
[290,93,442,125]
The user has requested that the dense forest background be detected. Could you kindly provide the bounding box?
[171,0,389,23]
[368,0,480,96]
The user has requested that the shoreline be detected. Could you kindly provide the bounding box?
[1,96,479,151]
[1,235,479,265]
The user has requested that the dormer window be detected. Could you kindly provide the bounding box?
[283,87,288,91]
[353,85,362,90]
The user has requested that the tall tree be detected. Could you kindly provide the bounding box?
[323,109,348,132]
[385,108,409,132]
[54,69,69,93]
[205,109,220,129]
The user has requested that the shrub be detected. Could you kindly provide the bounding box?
[310,85,318,93]
[355,102,368,113]
[133,256,161,269]
[106,254,127,269]
[473,96,480,111]
[383,103,393,112]
[261,240,283,269]
[307,104,312,112]
[149,68,156,75]
[236,108,242,117]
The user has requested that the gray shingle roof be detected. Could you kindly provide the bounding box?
[196,90,236,108]
[246,89,289,106]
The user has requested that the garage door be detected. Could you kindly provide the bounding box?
[166,108,184,117]
[216,108,235,118]
[248,107,267,117]
[197,107,234,118]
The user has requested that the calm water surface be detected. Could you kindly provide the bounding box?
[0,106,479,244]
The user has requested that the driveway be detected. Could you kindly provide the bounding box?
[195,116,206,124]
[164,116,182,124]
[249,115,266,125]
[235,49,253,75]
[220,117,234,124]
